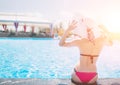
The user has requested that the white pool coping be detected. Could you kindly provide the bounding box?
[0,78,120,85]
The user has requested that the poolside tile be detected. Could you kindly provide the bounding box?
[0,78,120,85]
[111,83,120,85]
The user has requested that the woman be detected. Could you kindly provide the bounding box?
[59,20,112,85]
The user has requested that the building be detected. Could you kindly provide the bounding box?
[0,12,53,37]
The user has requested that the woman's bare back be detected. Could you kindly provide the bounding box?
[75,36,105,72]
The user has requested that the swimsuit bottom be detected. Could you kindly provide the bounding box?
[71,69,98,85]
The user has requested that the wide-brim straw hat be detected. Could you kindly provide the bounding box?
[72,15,101,39]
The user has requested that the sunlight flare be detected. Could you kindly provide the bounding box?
[101,13,120,33]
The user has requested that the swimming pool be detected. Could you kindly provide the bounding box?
[0,38,120,78]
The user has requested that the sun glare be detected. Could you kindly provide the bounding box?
[101,14,120,33]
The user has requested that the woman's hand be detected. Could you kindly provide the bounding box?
[59,20,77,46]
[67,20,77,32]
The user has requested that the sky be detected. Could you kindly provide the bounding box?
[0,0,65,21]
[0,0,120,32]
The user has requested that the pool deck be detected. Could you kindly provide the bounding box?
[0,78,120,85]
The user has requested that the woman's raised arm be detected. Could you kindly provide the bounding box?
[59,20,78,47]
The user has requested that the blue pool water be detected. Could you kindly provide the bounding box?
[0,38,120,79]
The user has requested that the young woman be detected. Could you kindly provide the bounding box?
[59,20,112,85]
